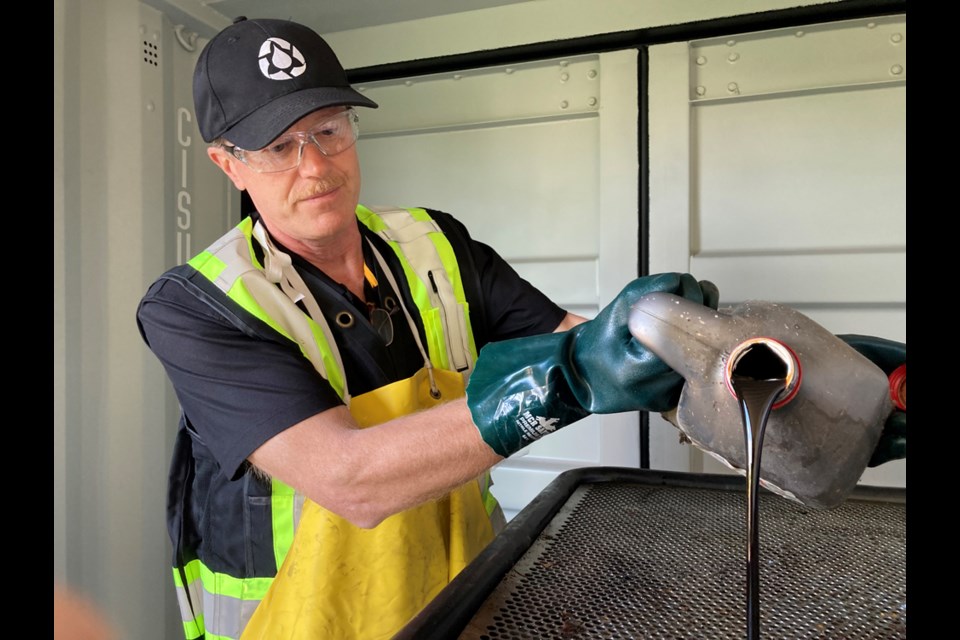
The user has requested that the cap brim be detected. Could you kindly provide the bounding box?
[223,87,378,150]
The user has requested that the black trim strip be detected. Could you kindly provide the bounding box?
[347,0,905,83]
[637,46,651,468]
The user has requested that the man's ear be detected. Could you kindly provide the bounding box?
[207,146,247,192]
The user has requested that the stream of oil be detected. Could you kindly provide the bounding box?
[731,368,788,640]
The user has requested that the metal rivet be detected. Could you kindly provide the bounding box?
[139,25,146,35]
[696,56,707,66]
[728,52,740,63]
[587,97,598,107]
[695,86,706,96]
[560,72,569,82]
[866,22,877,29]
[890,64,904,75]
[453,74,462,80]
[404,80,413,87]
[357,87,367,92]
[726,39,737,47]
[146,102,155,112]
[795,30,805,37]
[727,82,740,94]
[891,33,903,43]
[560,100,569,109]
[560,61,569,67]
[587,69,598,79]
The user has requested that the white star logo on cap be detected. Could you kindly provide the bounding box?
[258,37,307,80]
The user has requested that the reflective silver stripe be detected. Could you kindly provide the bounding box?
[174,578,203,624]
[293,490,306,533]
[174,571,259,639]
[205,227,257,291]
[378,219,442,244]
[202,588,262,640]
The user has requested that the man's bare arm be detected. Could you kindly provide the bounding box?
[249,399,499,528]
[250,310,587,529]
[555,311,587,332]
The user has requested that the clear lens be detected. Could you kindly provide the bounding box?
[234,109,359,173]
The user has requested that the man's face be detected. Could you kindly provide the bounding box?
[208,106,362,246]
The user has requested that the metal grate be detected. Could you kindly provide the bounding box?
[461,483,905,640]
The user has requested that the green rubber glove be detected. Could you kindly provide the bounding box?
[837,334,906,467]
[467,273,720,457]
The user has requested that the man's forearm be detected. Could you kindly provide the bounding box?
[249,398,502,528]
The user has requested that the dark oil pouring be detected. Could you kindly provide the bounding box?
[730,343,789,640]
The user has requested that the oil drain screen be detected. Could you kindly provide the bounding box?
[396,468,905,640]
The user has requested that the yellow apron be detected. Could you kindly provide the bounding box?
[240,367,495,640]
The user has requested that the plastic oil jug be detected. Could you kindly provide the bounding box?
[627,293,899,509]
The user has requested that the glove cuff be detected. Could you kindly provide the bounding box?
[466,333,590,457]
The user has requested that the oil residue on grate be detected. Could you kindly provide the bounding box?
[461,482,905,640]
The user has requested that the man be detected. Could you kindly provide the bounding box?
[137,17,904,640]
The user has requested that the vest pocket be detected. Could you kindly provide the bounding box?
[193,464,277,577]
[243,475,280,576]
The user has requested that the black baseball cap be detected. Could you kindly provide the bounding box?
[193,17,378,150]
